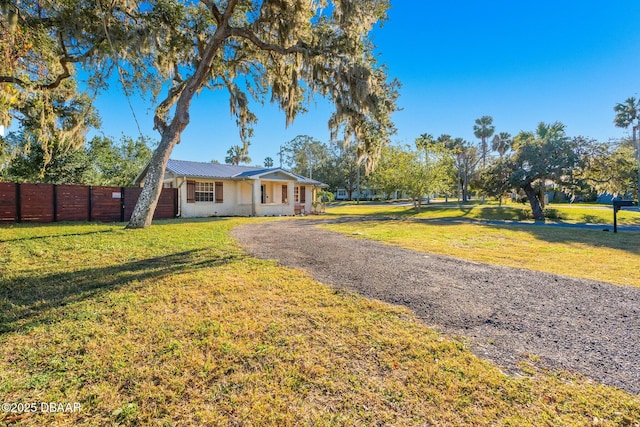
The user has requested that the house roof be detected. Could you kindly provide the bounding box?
[166,160,258,179]
[163,159,327,186]
[234,167,288,178]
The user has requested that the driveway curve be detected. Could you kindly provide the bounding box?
[232,219,640,394]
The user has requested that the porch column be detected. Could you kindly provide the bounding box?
[288,183,295,205]
[253,179,262,216]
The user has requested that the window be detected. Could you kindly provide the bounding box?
[195,182,214,202]
[294,186,306,203]
[215,182,223,203]
[187,181,195,203]
[187,181,222,203]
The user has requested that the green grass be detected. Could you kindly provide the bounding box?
[325,201,640,225]
[320,220,640,288]
[1,219,639,426]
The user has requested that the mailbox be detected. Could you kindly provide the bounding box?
[612,200,635,232]
[613,200,634,212]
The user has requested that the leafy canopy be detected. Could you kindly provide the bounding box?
[3,0,398,228]
[3,0,397,156]
[0,2,100,156]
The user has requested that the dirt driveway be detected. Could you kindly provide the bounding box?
[232,219,640,394]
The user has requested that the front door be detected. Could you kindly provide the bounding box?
[281,185,288,203]
[261,184,267,204]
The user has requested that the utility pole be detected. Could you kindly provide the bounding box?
[306,145,313,179]
[277,146,284,168]
[356,162,361,204]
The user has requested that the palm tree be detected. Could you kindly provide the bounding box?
[225,145,251,165]
[491,132,512,158]
[473,115,495,168]
[614,97,639,129]
[535,121,566,141]
[264,157,274,168]
[614,97,640,201]
[415,133,435,163]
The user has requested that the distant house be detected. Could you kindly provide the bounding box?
[135,159,327,217]
[334,186,378,201]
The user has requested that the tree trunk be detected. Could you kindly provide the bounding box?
[462,175,469,203]
[126,130,180,228]
[414,197,422,213]
[523,182,545,222]
[126,12,233,228]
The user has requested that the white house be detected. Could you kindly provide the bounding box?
[136,159,327,218]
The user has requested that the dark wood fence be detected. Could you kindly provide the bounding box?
[0,182,177,223]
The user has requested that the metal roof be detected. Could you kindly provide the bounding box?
[165,159,327,186]
[234,167,283,178]
[166,160,258,178]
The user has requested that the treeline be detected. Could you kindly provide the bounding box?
[0,134,154,186]
[368,118,637,221]
[274,135,363,198]
[276,118,637,222]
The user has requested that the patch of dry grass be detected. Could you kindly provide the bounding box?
[0,219,638,425]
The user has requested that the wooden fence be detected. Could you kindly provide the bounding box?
[0,182,177,223]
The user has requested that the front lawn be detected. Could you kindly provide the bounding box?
[320,220,640,289]
[325,201,640,225]
[0,219,638,425]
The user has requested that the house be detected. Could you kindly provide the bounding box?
[135,159,327,217]
[334,186,378,201]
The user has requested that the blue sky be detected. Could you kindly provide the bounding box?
[89,1,640,165]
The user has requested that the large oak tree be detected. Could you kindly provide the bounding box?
[1,0,398,228]
[508,122,579,221]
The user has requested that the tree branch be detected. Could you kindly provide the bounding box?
[164,0,238,135]
[154,81,187,134]
[200,0,222,23]
[229,27,309,55]
[222,0,239,22]
[0,34,105,91]
[0,61,70,91]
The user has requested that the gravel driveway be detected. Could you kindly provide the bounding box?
[232,219,640,394]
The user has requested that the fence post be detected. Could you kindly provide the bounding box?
[52,185,58,222]
[15,183,21,223]
[174,188,178,218]
[120,187,125,223]
[88,186,93,222]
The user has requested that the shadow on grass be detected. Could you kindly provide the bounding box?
[0,248,244,334]
[310,215,640,255]
[0,229,116,243]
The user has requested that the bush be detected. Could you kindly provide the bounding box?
[518,207,533,220]
[544,209,564,220]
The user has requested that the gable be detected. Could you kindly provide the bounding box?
[259,171,297,181]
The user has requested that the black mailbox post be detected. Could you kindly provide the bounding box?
[613,200,634,233]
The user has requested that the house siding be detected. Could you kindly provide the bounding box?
[175,178,244,217]
[171,177,309,217]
